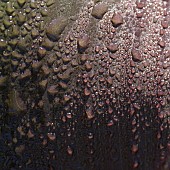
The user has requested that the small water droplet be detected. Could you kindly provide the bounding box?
[86,107,94,119]
[133,161,139,168]
[27,129,34,138]
[62,116,66,122]
[157,132,161,139]
[132,119,137,125]
[132,144,138,153]
[66,112,72,119]
[47,133,56,141]
[67,146,73,155]
[108,106,113,114]
[107,120,114,126]
[67,132,71,137]
[88,132,93,139]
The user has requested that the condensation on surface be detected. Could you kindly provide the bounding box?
[0,0,169,170]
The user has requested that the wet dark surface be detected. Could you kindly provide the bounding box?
[0,0,170,170]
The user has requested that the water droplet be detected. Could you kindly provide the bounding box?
[66,112,72,119]
[88,132,93,139]
[27,129,34,138]
[62,116,66,122]
[157,132,161,139]
[132,119,137,125]
[67,146,73,155]
[132,144,138,153]
[107,120,114,126]
[133,161,139,168]
[84,87,91,96]
[86,107,94,119]
[47,133,56,141]
[67,132,71,137]
[108,106,113,114]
